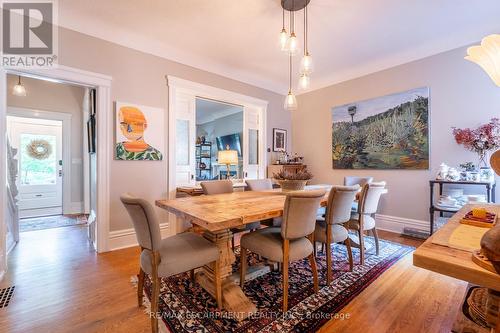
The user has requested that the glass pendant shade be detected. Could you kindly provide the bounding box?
[280,29,288,51]
[465,34,500,87]
[298,74,310,90]
[287,33,299,56]
[12,76,26,96]
[284,91,298,111]
[300,53,314,74]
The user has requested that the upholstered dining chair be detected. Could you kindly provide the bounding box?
[314,185,359,284]
[343,176,373,187]
[245,179,282,227]
[200,180,260,249]
[346,182,387,265]
[239,190,326,312]
[120,193,222,333]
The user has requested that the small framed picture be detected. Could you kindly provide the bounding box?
[273,128,287,152]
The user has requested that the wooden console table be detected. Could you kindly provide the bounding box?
[429,180,496,235]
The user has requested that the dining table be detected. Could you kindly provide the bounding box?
[155,186,331,320]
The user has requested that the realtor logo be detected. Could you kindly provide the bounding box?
[1,0,58,67]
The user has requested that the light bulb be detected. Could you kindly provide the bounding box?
[298,74,310,90]
[300,53,314,74]
[279,28,288,51]
[12,83,26,96]
[284,91,298,111]
[287,33,299,56]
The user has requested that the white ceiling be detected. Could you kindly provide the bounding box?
[58,0,500,94]
[196,98,242,124]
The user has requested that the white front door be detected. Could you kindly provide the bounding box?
[8,116,63,218]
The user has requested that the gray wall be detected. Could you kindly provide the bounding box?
[7,75,86,208]
[56,26,290,232]
[293,45,500,222]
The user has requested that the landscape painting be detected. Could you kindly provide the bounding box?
[331,87,429,169]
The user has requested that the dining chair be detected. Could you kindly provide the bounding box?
[200,180,260,249]
[245,179,282,227]
[239,189,326,312]
[314,185,359,284]
[120,193,222,333]
[343,176,373,187]
[346,182,387,265]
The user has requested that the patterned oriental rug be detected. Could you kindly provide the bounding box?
[136,237,414,333]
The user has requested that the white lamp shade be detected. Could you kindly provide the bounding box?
[286,33,299,56]
[280,29,288,51]
[300,53,314,74]
[465,34,500,87]
[284,92,298,111]
[218,149,238,165]
[12,83,26,96]
[298,74,310,90]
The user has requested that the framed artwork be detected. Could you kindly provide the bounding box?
[115,102,164,161]
[331,87,429,169]
[273,128,287,152]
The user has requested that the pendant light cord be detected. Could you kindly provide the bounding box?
[305,6,308,54]
[289,54,292,93]
[282,7,285,30]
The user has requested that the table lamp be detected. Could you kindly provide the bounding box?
[218,146,238,179]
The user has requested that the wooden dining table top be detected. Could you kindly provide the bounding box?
[156,188,330,232]
[413,203,500,291]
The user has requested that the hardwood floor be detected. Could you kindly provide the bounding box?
[0,227,466,333]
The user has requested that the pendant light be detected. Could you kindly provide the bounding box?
[12,75,26,97]
[279,8,288,51]
[286,11,299,56]
[284,54,298,111]
[300,6,314,75]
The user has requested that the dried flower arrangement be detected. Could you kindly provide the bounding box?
[452,118,500,167]
[273,169,313,181]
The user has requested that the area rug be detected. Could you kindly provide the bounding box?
[136,237,413,333]
[19,214,88,232]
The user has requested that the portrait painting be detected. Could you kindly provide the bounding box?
[115,102,164,161]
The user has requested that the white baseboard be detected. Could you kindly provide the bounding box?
[375,214,429,234]
[108,222,172,251]
[19,206,62,218]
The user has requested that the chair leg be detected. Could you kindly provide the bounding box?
[372,228,380,256]
[150,252,160,333]
[326,241,333,285]
[137,267,145,307]
[358,229,365,265]
[321,243,325,253]
[282,240,290,312]
[313,241,317,257]
[240,246,247,288]
[190,269,195,282]
[214,259,222,309]
[231,237,235,251]
[345,237,354,271]
[308,253,319,293]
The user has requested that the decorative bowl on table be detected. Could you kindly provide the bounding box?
[273,169,313,192]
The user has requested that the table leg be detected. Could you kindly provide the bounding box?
[195,229,257,321]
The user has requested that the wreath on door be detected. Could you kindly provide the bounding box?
[26,139,52,160]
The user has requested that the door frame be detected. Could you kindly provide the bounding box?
[0,65,112,275]
[7,107,72,216]
[166,76,268,230]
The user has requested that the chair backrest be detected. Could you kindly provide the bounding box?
[325,185,360,225]
[344,176,373,187]
[246,179,273,191]
[281,190,326,240]
[120,193,162,251]
[358,181,387,215]
[200,180,234,195]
